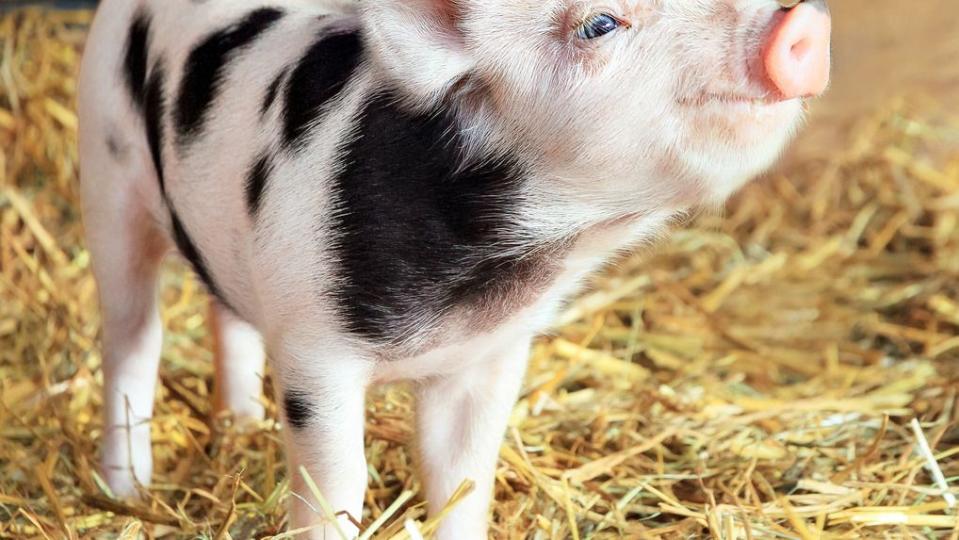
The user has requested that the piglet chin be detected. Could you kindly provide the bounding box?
[685,96,804,150]
[675,97,805,205]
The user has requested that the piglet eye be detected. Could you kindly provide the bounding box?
[577,13,621,40]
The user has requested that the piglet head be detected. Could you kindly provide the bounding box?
[363,0,831,209]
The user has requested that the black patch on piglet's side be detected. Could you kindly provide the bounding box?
[175,8,285,144]
[245,152,273,219]
[328,93,529,344]
[123,11,152,111]
[283,390,314,430]
[282,29,362,150]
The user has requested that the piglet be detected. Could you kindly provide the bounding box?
[78,0,830,537]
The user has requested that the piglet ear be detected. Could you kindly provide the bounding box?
[362,0,475,101]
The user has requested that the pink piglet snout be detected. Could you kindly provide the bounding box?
[763,0,832,99]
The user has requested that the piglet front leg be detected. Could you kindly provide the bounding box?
[415,338,532,540]
[273,342,372,539]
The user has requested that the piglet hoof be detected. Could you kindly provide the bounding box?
[212,406,268,435]
[99,466,146,501]
[232,408,267,432]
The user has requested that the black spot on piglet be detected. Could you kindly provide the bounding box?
[175,8,285,144]
[260,68,287,117]
[106,133,127,160]
[123,11,152,111]
[283,30,362,150]
[245,152,273,219]
[170,210,233,311]
[283,390,314,430]
[143,60,168,190]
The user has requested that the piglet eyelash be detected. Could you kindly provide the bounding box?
[576,11,633,29]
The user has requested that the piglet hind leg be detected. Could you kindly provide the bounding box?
[271,342,372,538]
[415,338,532,540]
[82,164,169,499]
[210,304,267,423]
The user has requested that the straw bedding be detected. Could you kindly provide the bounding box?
[1,9,957,540]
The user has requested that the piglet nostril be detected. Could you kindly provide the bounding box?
[763,2,832,99]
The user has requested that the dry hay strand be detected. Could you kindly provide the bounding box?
[2,8,959,540]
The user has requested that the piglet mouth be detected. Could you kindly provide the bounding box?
[677,93,794,108]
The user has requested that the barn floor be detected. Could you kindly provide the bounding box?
[2,8,959,540]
